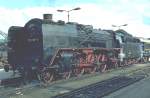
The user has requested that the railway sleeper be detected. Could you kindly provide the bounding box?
[52,75,145,98]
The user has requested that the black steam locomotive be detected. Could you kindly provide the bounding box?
[5,14,144,83]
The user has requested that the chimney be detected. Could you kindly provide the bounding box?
[43,14,53,21]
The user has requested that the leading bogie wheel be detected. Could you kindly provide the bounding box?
[42,71,54,84]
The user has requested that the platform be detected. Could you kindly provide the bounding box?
[0,69,21,86]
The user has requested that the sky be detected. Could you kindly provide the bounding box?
[0,0,150,38]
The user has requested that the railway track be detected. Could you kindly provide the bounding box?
[51,64,150,98]
[52,75,145,98]
[0,71,102,97]
[0,63,150,98]
[0,63,149,88]
[0,67,141,97]
[0,72,102,97]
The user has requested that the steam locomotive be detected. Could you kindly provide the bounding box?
[5,14,145,83]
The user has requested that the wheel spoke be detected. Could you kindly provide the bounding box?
[91,67,97,73]
[63,71,71,79]
[100,64,107,72]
